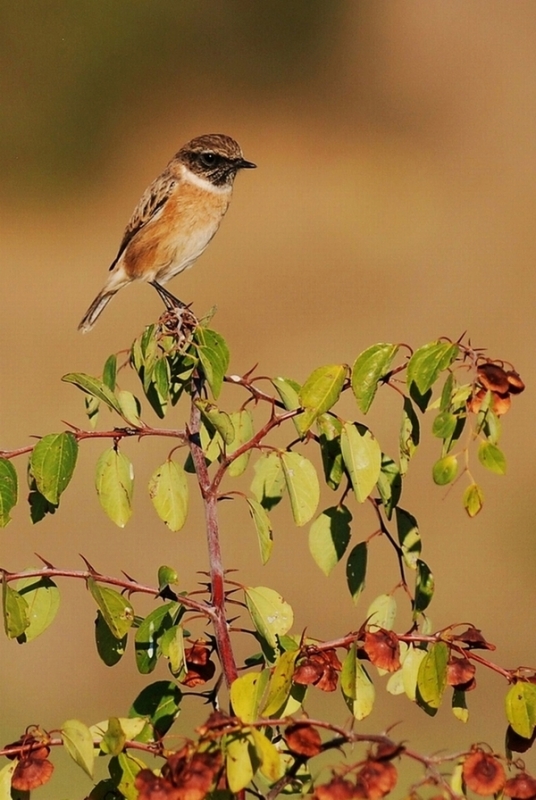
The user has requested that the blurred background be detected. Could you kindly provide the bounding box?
[1,1,536,796]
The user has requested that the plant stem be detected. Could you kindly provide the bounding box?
[188,382,238,688]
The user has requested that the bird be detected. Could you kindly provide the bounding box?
[78,133,256,332]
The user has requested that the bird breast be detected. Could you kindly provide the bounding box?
[122,179,232,284]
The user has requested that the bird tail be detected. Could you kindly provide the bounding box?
[78,290,118,333]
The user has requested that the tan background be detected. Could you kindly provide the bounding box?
[1,2,535,796]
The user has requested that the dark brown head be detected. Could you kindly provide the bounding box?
[176,134,256,187]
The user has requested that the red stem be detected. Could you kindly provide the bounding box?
[0,567,212,618]
[188,387,238,687]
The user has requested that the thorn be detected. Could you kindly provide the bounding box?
[121,569,137,582]
[242,362,259,381]
[34,553,55,569]
[79,554,98,573]
[61,420,80,432]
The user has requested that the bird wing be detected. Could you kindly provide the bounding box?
[109,172,177,271]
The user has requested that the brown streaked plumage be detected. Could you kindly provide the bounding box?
[78,134,256,332]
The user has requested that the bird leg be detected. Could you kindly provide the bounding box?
[150,281,187,310]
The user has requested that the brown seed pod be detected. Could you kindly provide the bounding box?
[506,371,525,395]
[462,750,506,796]
[477,363,510,393]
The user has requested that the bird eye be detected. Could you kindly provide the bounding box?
[199,152,218,167]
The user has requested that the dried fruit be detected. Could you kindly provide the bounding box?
[363,629,401,672]
[314,776,364,800]
[285,722,322,757]
[294,649,342,692]
[504,772,536,799]
[477,363,510,394]
[447,656,476,690]
[180,642,216,687]
[356,760,397,799]
[462,750,506,796]
[11,745,54,792]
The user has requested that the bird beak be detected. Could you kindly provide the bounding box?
[238,158,257,169]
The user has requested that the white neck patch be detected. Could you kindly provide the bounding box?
[182,165,232,195]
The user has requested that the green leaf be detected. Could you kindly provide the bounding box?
[103,354,117,390]
[376,455,401,519]
[27,470,57,523]
[0,458,18,527]
[109,753,146,800]
[0,763,16,800]
[308,505,352,576]
[401,644,427,701]
[2,581,29,639]
[416,642,448,714]
[340,423,381,503]
[432,410,458,439]
[85,394,101,428]
[395,508,421,569]
[273,376,307,436]
[160,624,185,675]
[452,689,469,723]
[246,498,274,565]
[101,717,127,757]
[158,565,179,591]
[95,610,127,666]
[250,727,283,782]
[367,594,397,631]
[298,364,348,431]
[351,343,399,414]
[414,559,434,614]
[117,390,142,427]
[478,441,507,475]
[154,357,171,405]
[226,733,255,793]
[15,574,60,642]
[346,542,368,603]
[399,397,420,475]
[90,717,147,751]
[505,682,536,739]
[230,670,270,724]
[245,586,294,649]
[143,359,170,420]
[129,681,182,737]
[481,409,501,445]
[62,372,123,415]
[61,718,95,778]
[251,452,286,511]
[95,447,134,527]
[148,459,189,532]
[316,414,344,490]
[463,483,484,518]
[227,409,254,477]
[280,451,320,526]
[88,578,135,639]
[409,382,433,413]
[272,376,301,410]
[440,371,455,411]
[407,341,458,395]
[341,643,375,720]
[87,778,120,799]
[30,432,78,505]
[194,327,230,399]
[441,415,466,456]
[432,454,458,486]
[261,649,299,716]
[135,602,178,674]
[195,399,235,445]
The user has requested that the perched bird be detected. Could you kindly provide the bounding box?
[78,134,256,332]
